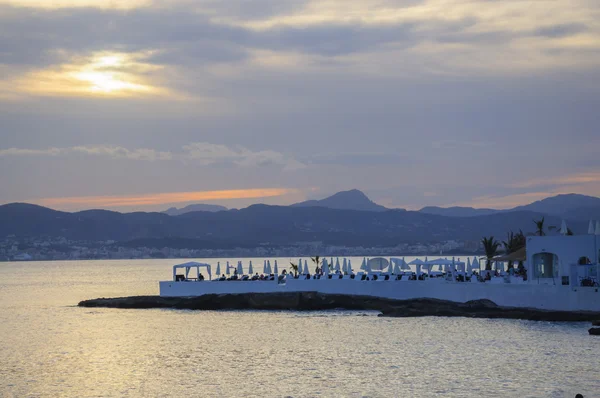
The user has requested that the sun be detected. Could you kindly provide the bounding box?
[69,53,154,95]
[73,71,149,94]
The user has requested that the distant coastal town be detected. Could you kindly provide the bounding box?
[0,236,480,261]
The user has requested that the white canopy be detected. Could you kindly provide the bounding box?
[248,261,254,275]
[172,261,212,281]
[408,258,426,265]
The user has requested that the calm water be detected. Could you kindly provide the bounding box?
[1,259,598,397]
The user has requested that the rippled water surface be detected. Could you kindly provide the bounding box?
[1,259,598,397]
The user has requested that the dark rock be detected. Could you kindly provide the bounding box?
[77,293,600,322]
[589,328,600,335]
[592,320,600,326]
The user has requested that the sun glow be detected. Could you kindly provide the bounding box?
[12,52,163,98]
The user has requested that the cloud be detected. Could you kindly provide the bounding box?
[0,142,305,170]
[32,187,297,209]
[0,145,172,161]
[182,142,306,171]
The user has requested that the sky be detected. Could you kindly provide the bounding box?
[1,0,600,212]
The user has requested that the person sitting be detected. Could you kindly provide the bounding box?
[252,273,259,281]
[219,274,226,281]
[198,273,205,281]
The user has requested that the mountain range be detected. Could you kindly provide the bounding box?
[418,193,600,221]
[1,189,598,250]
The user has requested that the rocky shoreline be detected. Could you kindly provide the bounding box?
[78,292,600,322]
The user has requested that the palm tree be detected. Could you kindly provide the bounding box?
[502,230,526,270]
[502,232,516,270]
[311,256,321,274]
[533,217,545,236]
[289,262,299,277]
[481,236,500,270]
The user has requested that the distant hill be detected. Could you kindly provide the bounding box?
[419,206,498,217]
[164,204,227,216]
[510,194,600,217]
[291,189,389,212]
[419,193,600,221]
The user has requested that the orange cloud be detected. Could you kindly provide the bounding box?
[34,188,297,209]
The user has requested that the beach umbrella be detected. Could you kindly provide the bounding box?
[322,258,329,276]
[226,261,231,275]
[267,260,272,274]
[248,261,253,275]
[303,259,309,275]
[365,259,372,273]
[237,261,243,275]
[393,260,401,275]
[389,258,394,274]
[298,259,303,274]
[401,257,410,270]
[408,258,425,269]
[343,258,348,274]
[335,258,341,272]
[361,257,367,270]
[560,220,568,235]
[589,220,595,234]
[274,260,279,275]
[216,262,221,275]
[471,256,480,269]
[347,260,352,274]
[467,258,472,273]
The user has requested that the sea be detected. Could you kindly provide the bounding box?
[1,258,598,398]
